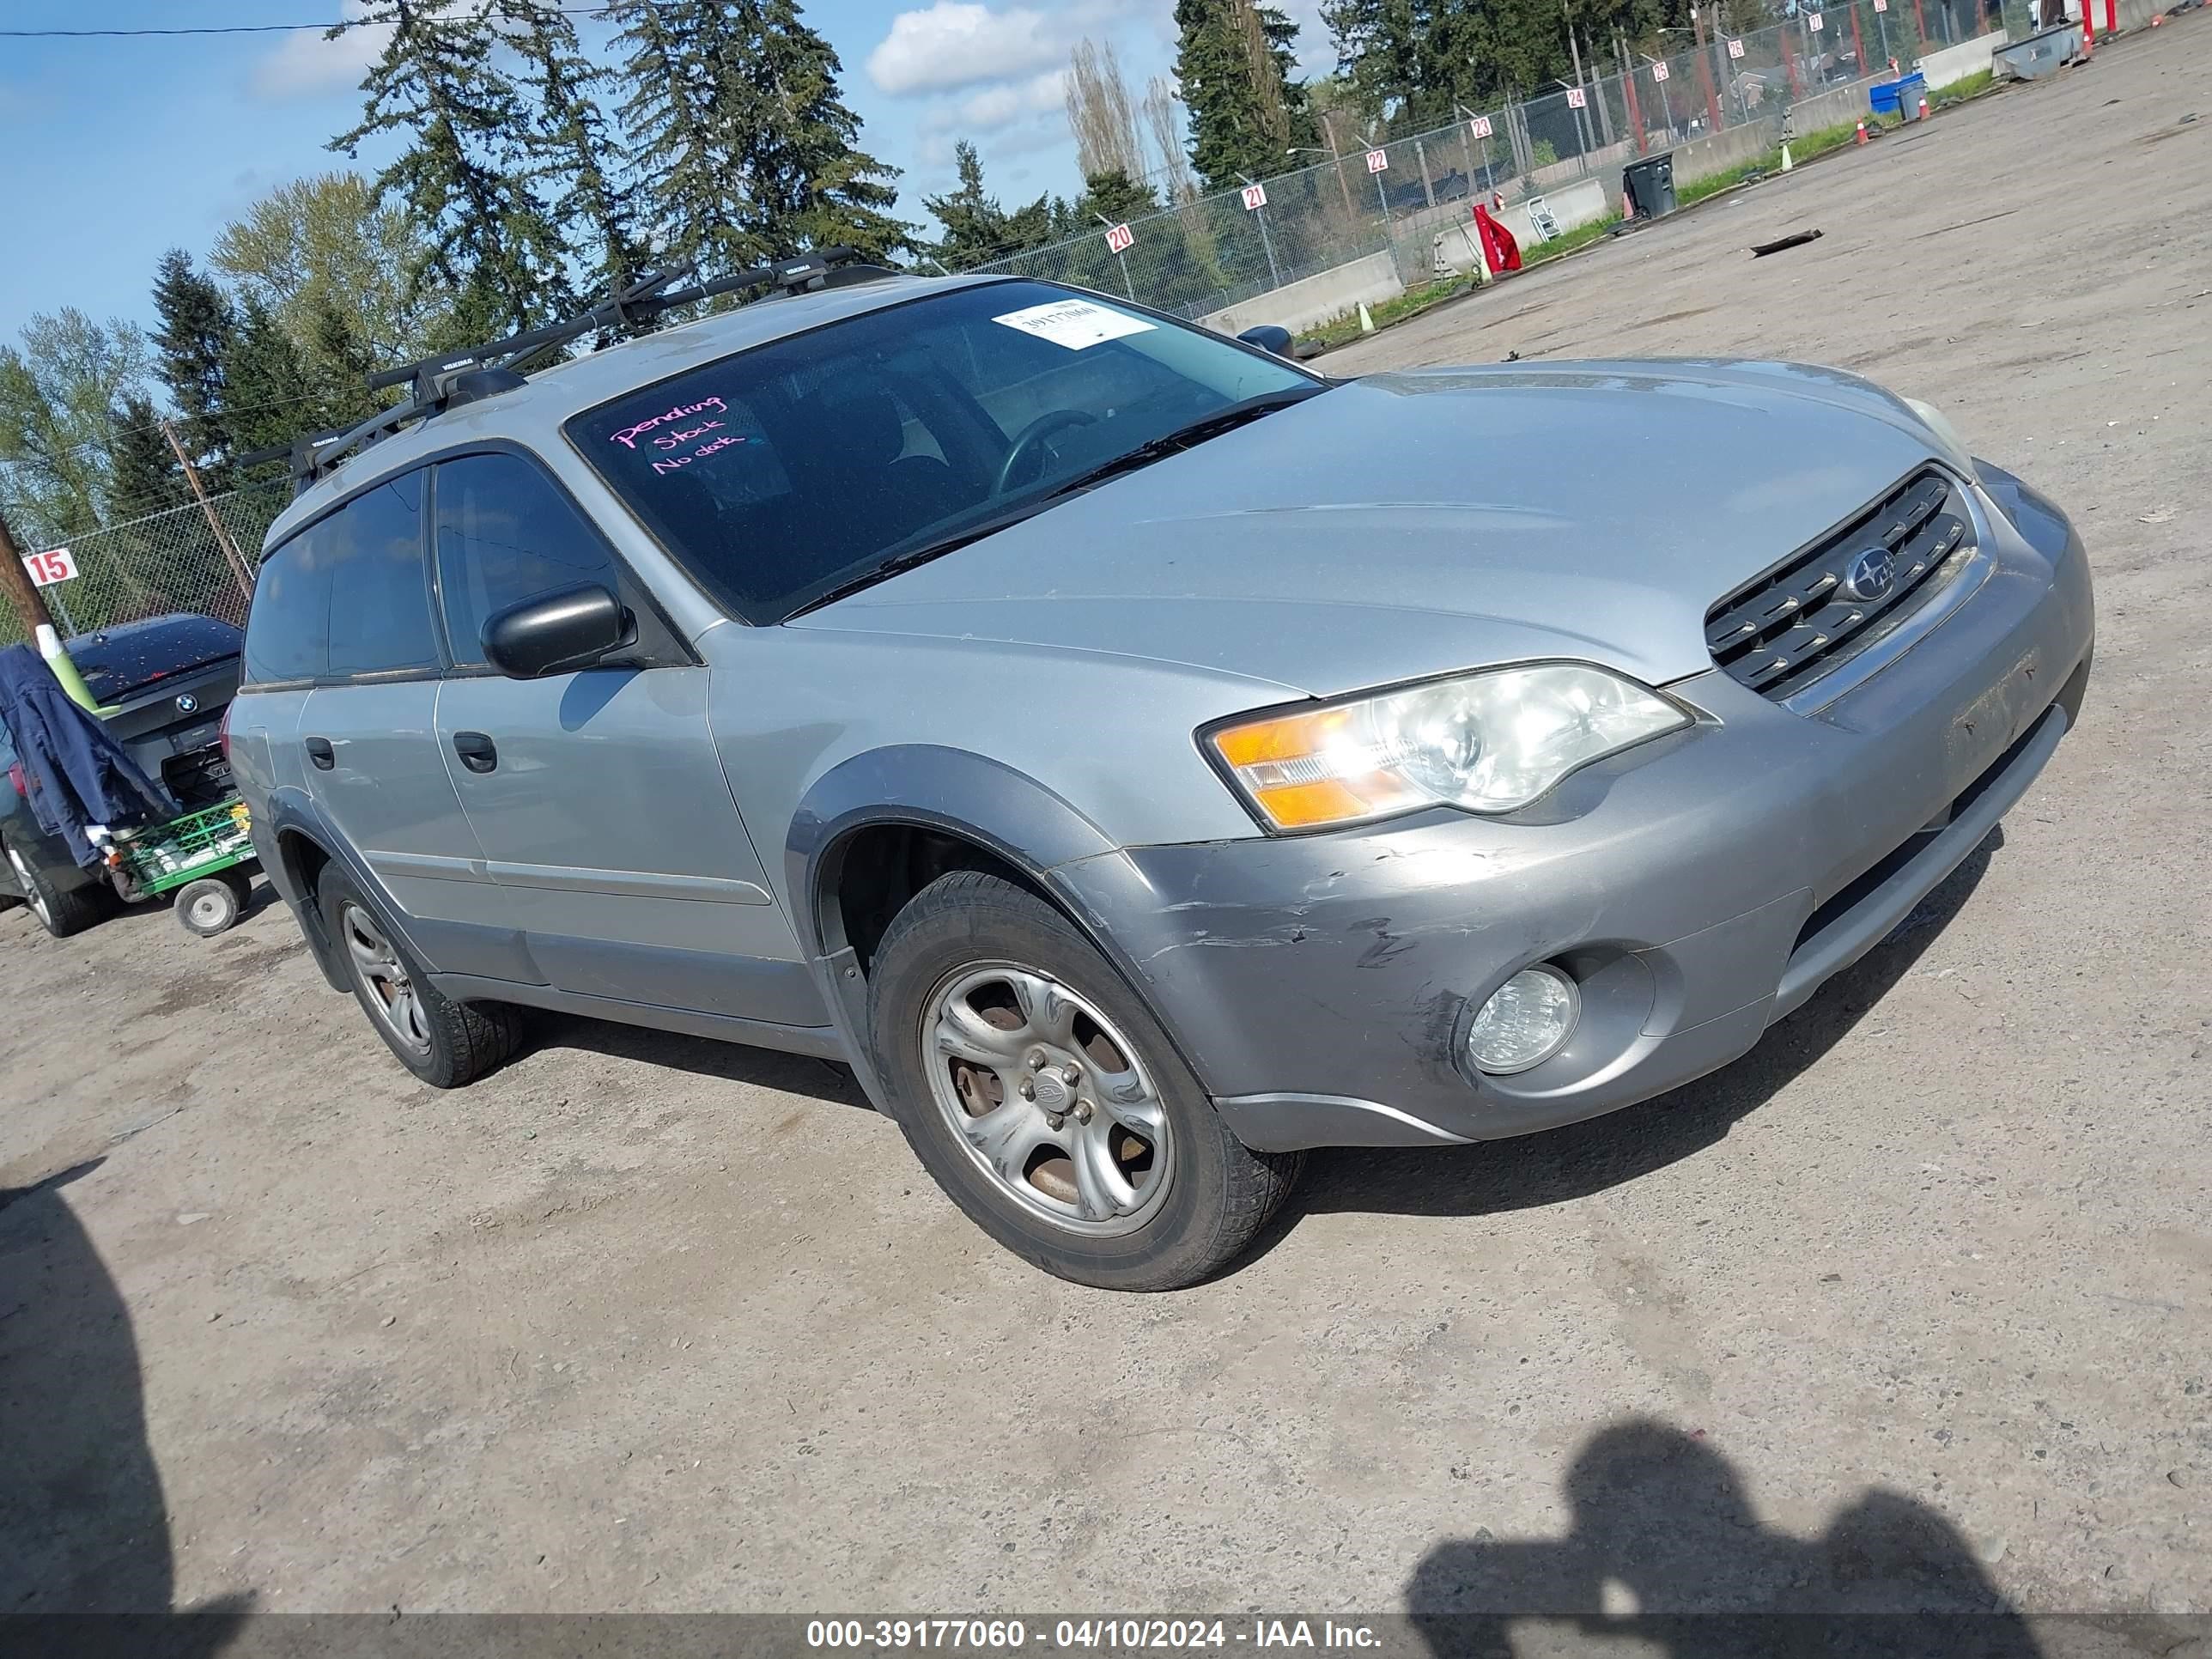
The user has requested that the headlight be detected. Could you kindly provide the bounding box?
[1904,397,1972,469]
[1206,664,1692,832]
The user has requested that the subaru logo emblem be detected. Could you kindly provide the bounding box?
[1840,547,1897,603]
[175,693,198,714]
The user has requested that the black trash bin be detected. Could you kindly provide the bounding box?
[1622,152,1678,220]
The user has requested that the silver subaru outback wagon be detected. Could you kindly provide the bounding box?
[227,254,2094,1290]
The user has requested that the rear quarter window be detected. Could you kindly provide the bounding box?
[246,469,434,683]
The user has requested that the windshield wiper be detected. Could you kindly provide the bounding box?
[1038,386,1323,502]
[782,503,1053,619]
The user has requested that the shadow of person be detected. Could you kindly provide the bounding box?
[1407,1418,2040,1657]
[0,1159,252,1653]
[1273,828,2002,1238]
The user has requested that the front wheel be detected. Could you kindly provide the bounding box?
[867,870,1302,1291]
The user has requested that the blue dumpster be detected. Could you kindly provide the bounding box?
[1869,70,1929,118]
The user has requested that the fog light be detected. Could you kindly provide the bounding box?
[1467,964,1579,1075]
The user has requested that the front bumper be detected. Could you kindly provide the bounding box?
[1052,471,2095,1151]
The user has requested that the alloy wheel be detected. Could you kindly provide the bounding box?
[340,901,432,1054]
[921,961,1173,1236]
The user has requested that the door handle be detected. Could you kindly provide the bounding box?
[304,736,334,770]
[452,731,498,774]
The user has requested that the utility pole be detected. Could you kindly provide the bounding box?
[0,507,101,710]
[161,421,256,602]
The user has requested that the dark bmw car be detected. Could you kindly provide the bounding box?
[2,613,244,938]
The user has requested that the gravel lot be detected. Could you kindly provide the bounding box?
[5,25,2209,1632]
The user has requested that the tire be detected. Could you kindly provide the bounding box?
[316,867,522,1088]
[4,835,109,939]
[173,874,243,938]
[866,869,1302,1291]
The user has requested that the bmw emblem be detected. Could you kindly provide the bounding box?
[175,693,198,714]
[1840,547,1897,603]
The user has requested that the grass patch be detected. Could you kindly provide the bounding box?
[1302,276,1474,348]
[1929,68,1994,106]
[1522,215,1623,266]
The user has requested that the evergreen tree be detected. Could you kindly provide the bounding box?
[304,292,385,433]
[498,0,642,296]
[608,0,758,272]
[102,392,188,520]
[739,0,909,262]
[149,250,236,473]
[612,0,908,273]
[1175,0,1317,190]
[329,0,570,335]
[222,299,322,483]
[921,142,1057,269]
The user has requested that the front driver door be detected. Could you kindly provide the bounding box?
[427,449,821,1030]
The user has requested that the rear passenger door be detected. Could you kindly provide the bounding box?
[272,469,517,980]
[428,450,815,1028]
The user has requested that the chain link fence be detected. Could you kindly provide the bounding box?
[3,483,283,649]
[966,1,2026,322]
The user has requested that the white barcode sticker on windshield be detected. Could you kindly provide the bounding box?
[992,298,1156,350]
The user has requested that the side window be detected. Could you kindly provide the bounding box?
[434,453,623,668]
[243,522,335,684]
[324,471,437,677]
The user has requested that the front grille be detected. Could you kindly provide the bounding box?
[1706,470,1973,698]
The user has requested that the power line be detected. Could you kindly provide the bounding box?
[0,4,640,38]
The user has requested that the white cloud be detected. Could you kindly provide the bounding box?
[867,2,1076,95]
[250,3,392,101]
[927,70,1069,134]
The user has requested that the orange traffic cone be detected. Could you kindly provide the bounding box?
[1623,186,1636,221]
[1918,94,1929,118]
[1855,118,1868,145]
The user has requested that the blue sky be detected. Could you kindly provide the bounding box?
[0,0,1332,349]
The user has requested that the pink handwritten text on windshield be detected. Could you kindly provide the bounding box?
[608,396,729,450]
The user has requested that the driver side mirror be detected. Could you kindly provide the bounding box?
[481,583,634,678]
[1237,324,1294,357]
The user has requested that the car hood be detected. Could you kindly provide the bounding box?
[789,360,1951,698]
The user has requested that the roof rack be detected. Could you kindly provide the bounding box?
[236,246,895,490]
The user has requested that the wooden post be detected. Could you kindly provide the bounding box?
[1693,5,1724,132]
[161,421,255,601]
[0,508,102,710]
[1850,1,1868,82]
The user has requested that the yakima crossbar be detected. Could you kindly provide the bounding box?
[238,246,894,493]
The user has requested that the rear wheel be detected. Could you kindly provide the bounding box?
[4,836,108,939]
[173,872,247,938]
[867,870,1302,1291]
[317,869,521,1087]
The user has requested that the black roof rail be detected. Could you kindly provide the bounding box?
[255,246,896,493]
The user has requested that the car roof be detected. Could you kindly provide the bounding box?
[264,270,1021,546]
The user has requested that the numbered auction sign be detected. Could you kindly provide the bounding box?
[1566,86,1588,108]
[1652,60,1670,80]
[1728,36,1746,56]
[1808,10,1825,28]
[1104,222,1133,254]
[21,548,76,587]
[1365,148,1389,172]
[1241,182,1267,210]
[1470,113,1494,138]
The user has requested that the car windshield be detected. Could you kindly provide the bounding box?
[68,614,242,702]
[566,279,1321,624]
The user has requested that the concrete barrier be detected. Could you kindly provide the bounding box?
[1787,74,1887,135]
[1668,116,1781,187]
[1198,250,1404,337]
[1919,33,2006,88]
